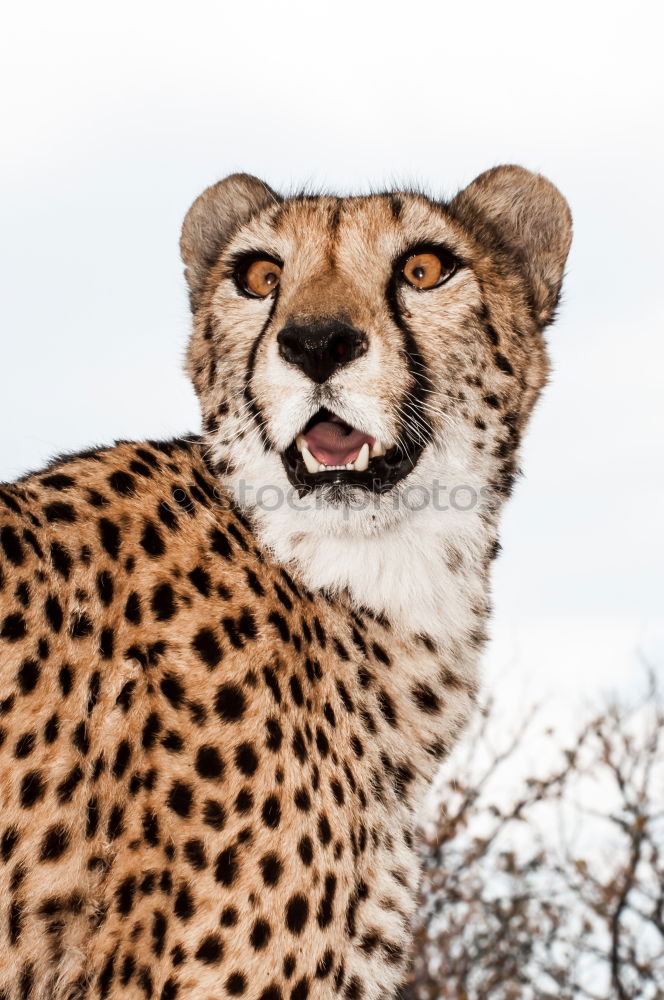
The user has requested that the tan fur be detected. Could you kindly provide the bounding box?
[0,167,571,1000]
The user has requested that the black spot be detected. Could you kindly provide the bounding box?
[371,642,391,666]
[317,873,337,928]
[113,740,132,779]
[187,566,211,597]
[495,351,514,376]
[412,682,441,713]
[250,918,271,951]
[294,787,311,811]
[69,611,93,640]
[142,712,161,749]
[269,611,290,643]
[17,659,40,694]
[315,950,334,978]
[141,521,165,557]
[1,525,24,565]
[220,906,238,927]
[318,813,332,845]
[260,851,283,886]
[184,838,207,870]
[117,875,136,915]
[210,528,232,559]
[215,683,246,722]
[245,568,264,596]
[14,733,36,760]
[44,713,59,743]
[20,770,45,808]
[124,592,142,625]
[195,933,223,965]
[100,626,114,659]
[1,826,20,862]
[39,824,69,861]
[259,987,282,1000]
[167,781,193,818]
[214,845,239,886]
[292,729,307,763]
[262,795,281,829]
[195,745,224,780]
[41,472,76,490]
[72,720,90,755]
[203,799,226,830]
[298,835,314,866]
[289,674,304,707]
[42,594,63,633]
[377,689,397,727]
[174,884,194,921]
[160,673,185,709]
[98,518,121,559]
[107,804,125,840]
[96,570,114,606]
[226,972,247,995]
[108,470,136,496]
[1,612,27,641]
[235,742,258,776]
[142,809,160,847]
[285,894,309,935]
[130,460,153,479]
[44,501,76,523]
[484,393,501,409]
[234,787,253,814]
[151,582,176,620]
[263,667,282,704]
[57,763,83,802]
[265,717,283,752]
[9,899,23,944]
[161,977,179,1000]
[192,628,222,669]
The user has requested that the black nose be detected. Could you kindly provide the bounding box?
[277,321,368,384]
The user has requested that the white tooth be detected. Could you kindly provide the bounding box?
[370,440,385,458]
[301,446,321,474]
[296,435,306,453]
[355,442,370,472]
[346,463,354,470]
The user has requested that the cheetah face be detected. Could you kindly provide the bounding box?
[182,169,571,536]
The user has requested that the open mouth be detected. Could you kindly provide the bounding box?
[281,408,425,494]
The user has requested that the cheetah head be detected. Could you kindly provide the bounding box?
[181,168,571,555]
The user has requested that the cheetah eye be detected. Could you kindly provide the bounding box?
[402,250,457,290]
[240,259,282,298]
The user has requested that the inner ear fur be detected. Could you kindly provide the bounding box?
[450,165,572,326]
[180,173,281,311]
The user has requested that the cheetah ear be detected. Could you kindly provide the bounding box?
[180,173,281,311]
[450,165,572,326]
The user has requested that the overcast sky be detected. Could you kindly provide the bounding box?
[1,0,662,722]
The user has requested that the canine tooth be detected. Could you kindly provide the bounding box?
[370,440,385,458]
[301,446,321,474]
[296,435,306,453]
[355,442,370,472]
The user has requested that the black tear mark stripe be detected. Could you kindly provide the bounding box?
[243,292,282,451]
[384,277,435,456]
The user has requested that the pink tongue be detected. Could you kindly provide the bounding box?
[304,421,375,466]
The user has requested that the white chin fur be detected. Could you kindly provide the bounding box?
[212,427,493,643]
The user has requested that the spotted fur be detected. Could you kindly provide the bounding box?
[0,166,571,999]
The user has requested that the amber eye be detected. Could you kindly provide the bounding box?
[402,251,455,290]
[242,259,282,298]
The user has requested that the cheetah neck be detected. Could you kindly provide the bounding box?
[251,501,495,647]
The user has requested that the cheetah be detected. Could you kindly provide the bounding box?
[0,166,572,1000]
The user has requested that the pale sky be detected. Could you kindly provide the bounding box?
[1,0,662,718]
